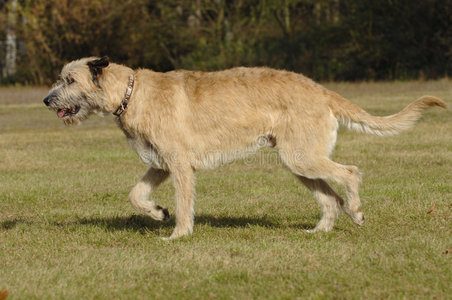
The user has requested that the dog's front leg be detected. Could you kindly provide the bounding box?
[128,167,170,221]
[167,163,195,240]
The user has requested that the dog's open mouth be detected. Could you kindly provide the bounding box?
[57,106,80,118]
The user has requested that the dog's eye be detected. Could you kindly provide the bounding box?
[66,77,75,85]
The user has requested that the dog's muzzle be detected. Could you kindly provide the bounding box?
[43,95,52,107]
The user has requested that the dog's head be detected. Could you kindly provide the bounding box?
[43,56,110,125]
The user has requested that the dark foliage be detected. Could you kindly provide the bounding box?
[1,0,451,84]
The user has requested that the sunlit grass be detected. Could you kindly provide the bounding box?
[1,80,451,299]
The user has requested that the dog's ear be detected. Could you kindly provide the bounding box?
[87,56,110,86]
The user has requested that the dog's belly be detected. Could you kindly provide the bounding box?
[127,138,168,170]
[127,134,276,171]
[190,134,276,170]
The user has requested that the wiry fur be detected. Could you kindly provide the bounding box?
[43,57,447,239]
[329,92,447,136]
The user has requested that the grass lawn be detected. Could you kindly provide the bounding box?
[0,80,451,299]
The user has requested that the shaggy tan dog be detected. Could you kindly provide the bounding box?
[43,57,446,239]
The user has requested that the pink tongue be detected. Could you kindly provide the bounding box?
[57,109,67,118]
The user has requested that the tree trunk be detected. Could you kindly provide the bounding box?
[3,0,17,79]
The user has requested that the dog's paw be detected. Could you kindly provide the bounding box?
[157,206,170,221]
[352,211,365,226]
[160,232,188,241]
[146,205,170,221]
[344,208,365,227]
[162,227,193,240]
[304,224,333,233]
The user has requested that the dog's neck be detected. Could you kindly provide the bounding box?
[101,63,135,114]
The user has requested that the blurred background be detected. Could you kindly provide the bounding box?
[0,0,451,85]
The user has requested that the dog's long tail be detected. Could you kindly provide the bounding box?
[328,93,447,136]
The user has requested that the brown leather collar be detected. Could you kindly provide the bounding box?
[113,75,134,117]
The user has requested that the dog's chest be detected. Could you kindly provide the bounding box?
[127,137,168,170]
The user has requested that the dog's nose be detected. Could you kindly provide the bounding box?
[43,95,51,106]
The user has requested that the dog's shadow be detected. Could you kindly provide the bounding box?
[2,215,315,233]
[57,214,314,233]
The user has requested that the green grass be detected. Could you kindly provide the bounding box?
[1,81,451,299]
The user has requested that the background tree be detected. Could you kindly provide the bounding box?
[0,0,451,84]
[1,0,17,81]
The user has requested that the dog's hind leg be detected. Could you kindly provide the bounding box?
[280,150,365,230]
[297,176,344,232]
[129,167,170,221]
